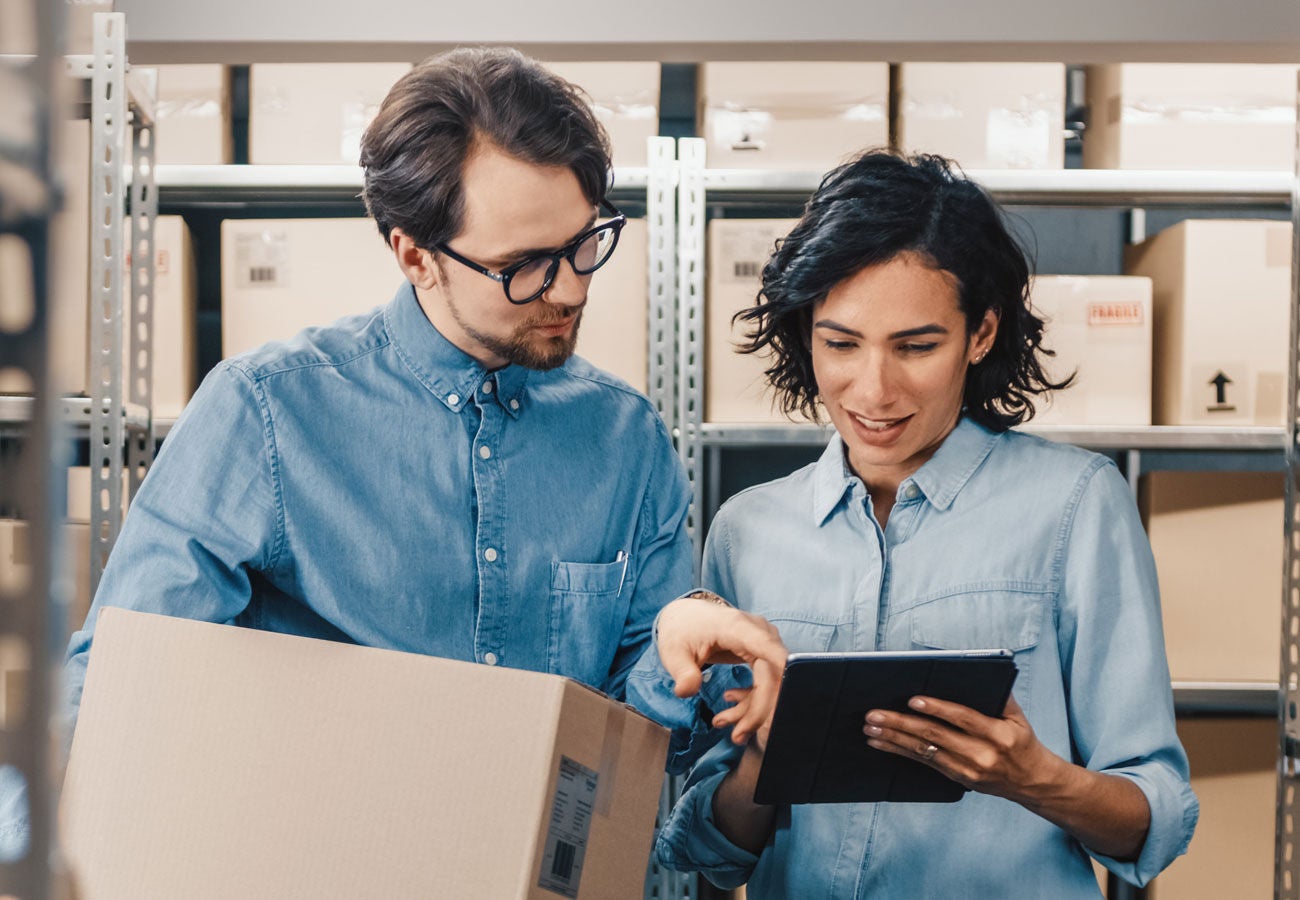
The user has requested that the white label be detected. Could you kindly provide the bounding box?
[234,230,290,290]
[1087,301,1144,326]
[537,756,598,898]
[715,224,790,286]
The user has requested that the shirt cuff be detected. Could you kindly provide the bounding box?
[655,764,760,889]
[1090,761,1200,887]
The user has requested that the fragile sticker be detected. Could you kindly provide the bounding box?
[537,756,598,898]
[1087,301,1144,326]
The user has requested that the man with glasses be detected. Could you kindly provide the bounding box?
[0,46,787,858]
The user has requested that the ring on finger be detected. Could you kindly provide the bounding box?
[921,742,940,762]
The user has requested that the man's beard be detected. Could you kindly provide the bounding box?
[455,304,584,371]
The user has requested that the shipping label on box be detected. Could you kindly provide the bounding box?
[221,218,400,358]
[897,63,1066,170]
[61,609,669,900]
[700,62,889,171]
[1084,63,1300,171]
[1029,275,1152,426]
[1139,471,1281,683]
[1125,219,1291,426]
[706,219,799,423]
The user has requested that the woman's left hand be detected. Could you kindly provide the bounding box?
[862,693,1061,803]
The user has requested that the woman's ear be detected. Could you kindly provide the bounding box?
[390,228,438,291]
[971,308,999,362]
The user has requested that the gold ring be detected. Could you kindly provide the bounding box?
[922,742,940,761]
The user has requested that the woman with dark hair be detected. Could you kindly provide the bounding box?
[656,151,1197,897]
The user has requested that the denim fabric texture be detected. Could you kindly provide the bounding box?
[657,418,1198,898]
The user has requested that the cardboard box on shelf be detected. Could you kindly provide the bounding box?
[1148,718,1275,900]
[1028,275,1152,426]
[545,63,660,168]
[1124,219,1291,426]
[706,218,800,424]
[65,466,129,526]
[896,63,1067,170]
[220,218,402,358]
[1084,64,1300,171]
[61,608,669,900]
[148,64,231,165]
[699,62,889,171]
[1139,470,1281,683]
[124,215,197,418]
[576,218,649,393]
[0,518,93,645]
[249,63,412,165]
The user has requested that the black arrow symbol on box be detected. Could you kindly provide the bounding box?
[1209,371,1232,405]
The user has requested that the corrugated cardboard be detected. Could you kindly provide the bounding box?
[1029,275,1153,426]
[706,219,799,423]
[1139,471,1282,683]
[1149,718,1275,899]
[897,63,1067,169]
[249,63,412,165]
[1084,64,1300,171]
[1124,220,1291,426]
[60,609,669,900]
[545,63,660,168]
[220,218,401,358]
[149,64,232,165]
[576,218,649,393]
[699,63,890,170]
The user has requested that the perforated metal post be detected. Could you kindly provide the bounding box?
[127,102,156,499]
[1276,70,1300,900]
[676,138,707,572]
[88,13,127,598]
[0,0,64,895]
[647,137,677,429]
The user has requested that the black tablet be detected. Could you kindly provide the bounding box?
[753,649,1018,805]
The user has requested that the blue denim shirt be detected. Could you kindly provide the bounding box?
[0,283,724,854]
[657,418,1198,898]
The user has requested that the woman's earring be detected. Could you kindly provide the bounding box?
[972,352,987,365]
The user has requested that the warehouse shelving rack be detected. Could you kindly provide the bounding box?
[0,11,155,897]
[675,129,1300,897]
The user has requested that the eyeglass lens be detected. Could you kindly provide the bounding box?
[506,225,619,302]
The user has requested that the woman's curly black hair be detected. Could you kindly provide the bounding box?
[736,150,1071,432]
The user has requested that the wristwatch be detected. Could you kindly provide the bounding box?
[681,588,731,607]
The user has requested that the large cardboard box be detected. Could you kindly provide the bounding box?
[220,218,401,358]
[1124,220,1291,426]
[1149,718,1275,900]
[1084,64,1300,171]
[699,63,889,170]
[896,63,1067,169]
[706,218,799,423]
[545,63,660,169]
[1139,470,1282,683]
[250,63,412,165]
[577,218,649,393]
[60,608,669,899]
[148,64,232,165]
[1028,275,1153,426]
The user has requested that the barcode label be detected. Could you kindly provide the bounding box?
[234,230,290,290]
[247,266,279,285]
[537,756,597,898]
[733,260,762,279]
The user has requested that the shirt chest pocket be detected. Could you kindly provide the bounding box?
[907,589,1047,657]
[546,559,630,690]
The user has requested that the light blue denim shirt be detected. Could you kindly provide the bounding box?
[657,418,1198,898]
[0,282,725,853]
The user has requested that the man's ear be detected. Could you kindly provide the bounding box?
[390,228,438,291]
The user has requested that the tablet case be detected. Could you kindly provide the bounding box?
[753,650,1018,805]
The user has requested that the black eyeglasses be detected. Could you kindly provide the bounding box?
[435,199,627,305]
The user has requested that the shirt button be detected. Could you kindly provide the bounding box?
[446,393,460,407]
[479,445,492,460]
[701,669,713,683]
[482,380,494,395]
[509,399,520,411]
[483,652,498,666]
[904,484,919,500]
[484,547,498,562]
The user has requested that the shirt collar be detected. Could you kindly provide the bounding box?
[383,282,528,418]
[811,416,1001,525]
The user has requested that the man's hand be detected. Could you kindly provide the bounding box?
[654,595,787,745]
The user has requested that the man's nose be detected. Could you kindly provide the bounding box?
[542,259,589,309]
